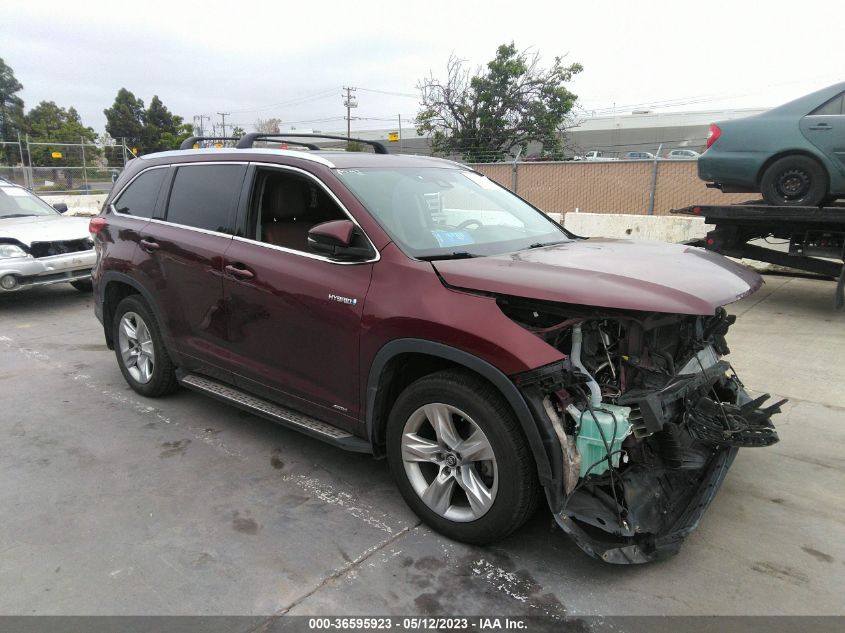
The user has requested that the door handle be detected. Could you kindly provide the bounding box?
[225,264,255,280]
[808,123,832,130]
[139,238,159,253]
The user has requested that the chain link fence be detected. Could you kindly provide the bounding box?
[466,158,755,216]
[0,138,134,194]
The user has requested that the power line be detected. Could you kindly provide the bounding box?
[225,87,339,114]
[357,86,418,98]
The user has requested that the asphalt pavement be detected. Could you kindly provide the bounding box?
[0,275,843,623]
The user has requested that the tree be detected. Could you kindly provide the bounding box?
[141,95,175,152]
[255,117,281,134]
[103,88,145,149]
[105,89,190,155]
[231,126,245,139]
[417,43,583,162]
[141,95,191,153]
[0,58,25,163]
[159,123,194,151]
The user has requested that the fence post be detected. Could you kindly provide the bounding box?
[80,136,88,191]
[25,134,34,190]
[15,132,29,189]
[511,147,522,193]
[647,143,663,215]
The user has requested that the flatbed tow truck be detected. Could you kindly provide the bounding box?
[672,202,845,310]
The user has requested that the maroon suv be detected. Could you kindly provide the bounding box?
[91,134,781,564]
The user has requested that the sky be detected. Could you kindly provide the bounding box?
[2,0,843,136]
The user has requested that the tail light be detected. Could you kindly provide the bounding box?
[706,123,721,149]
[89,217,106,235]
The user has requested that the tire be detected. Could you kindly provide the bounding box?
[760,155,828,206]
[112,294,178,397]
[70,279,93,292]
[386,369,540,544]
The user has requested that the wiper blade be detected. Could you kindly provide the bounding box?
[418,251,478,261]
[526,240,566,249]
[1,213,37,219]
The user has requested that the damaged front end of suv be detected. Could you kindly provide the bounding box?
[507,298,783,564]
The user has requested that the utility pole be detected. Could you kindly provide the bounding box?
[217,112,230,138]
[342,86,357,140]
[194,114,210,137]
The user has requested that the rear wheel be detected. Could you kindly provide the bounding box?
[112,295,178,397]
[760,155,828,206]
[386,369,539,544]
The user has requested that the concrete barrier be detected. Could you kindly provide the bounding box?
[40,193,105,217]
[562,211,706,242]
[559,211,786,274]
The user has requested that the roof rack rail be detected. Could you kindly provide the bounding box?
[235,133,388,154]
[179,136,322,151]
[179,136,240,150]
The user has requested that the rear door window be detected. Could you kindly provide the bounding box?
[165,164,246,233]
[114,168,167,218]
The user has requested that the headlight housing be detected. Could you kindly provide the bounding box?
[0,244,28,259]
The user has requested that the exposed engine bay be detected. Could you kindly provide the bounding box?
[504,296,783,564]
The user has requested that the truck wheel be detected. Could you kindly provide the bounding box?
[386,369,539,544]
[112,295,178,397]
[760,155,828,206]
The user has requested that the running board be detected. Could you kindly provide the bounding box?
[178,372,371,453]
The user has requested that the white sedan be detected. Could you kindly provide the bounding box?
[0,182,96,292]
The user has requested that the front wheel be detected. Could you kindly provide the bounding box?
[112,295,178,397]
[386,369,539,544]
[760,155,828,206]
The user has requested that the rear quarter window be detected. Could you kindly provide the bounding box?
[165,164,246,233]
[113,168,167,218]
[810,93,844,116]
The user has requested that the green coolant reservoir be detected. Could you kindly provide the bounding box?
[574,404,633,478]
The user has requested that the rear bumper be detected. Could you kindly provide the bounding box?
[0,249,96,291]
[698,151,767,190]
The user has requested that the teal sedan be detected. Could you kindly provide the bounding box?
[699,81,845,206]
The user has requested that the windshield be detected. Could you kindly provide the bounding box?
[335,167,569,259]
[0,185,59,218]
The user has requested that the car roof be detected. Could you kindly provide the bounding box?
[766,80,845,116]
[140,147,468,170]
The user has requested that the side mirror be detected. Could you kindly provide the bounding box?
[53,203,68,214]
[308,219,375,260]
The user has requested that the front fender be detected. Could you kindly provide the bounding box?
[366,339,564,491]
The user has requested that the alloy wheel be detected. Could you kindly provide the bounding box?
[401,403,498,522]
[118,311,155,384]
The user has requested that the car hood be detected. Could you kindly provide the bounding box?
[0,215,91,247]
[432,238,762,315]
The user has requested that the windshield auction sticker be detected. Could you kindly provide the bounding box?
[431,229,475,247]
